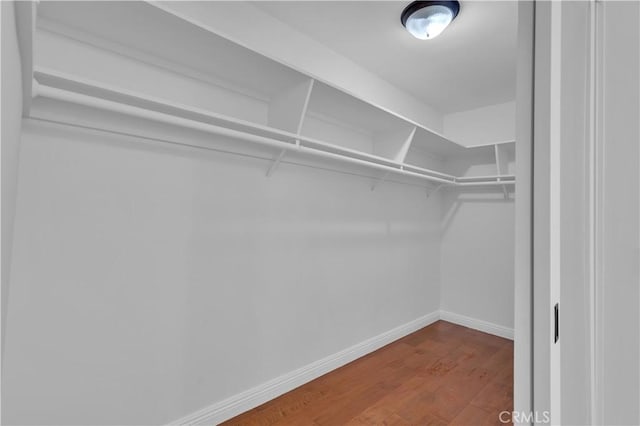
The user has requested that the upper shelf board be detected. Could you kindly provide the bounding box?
[305,81,412,136]
[36,0,310,101]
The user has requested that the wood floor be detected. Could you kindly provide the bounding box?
[222,321,513,425]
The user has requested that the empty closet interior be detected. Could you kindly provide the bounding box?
[3,1,517,424]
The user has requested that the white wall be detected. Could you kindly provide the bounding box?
[2,118,442,425]
[1,0,23,355]
[444,101,515,147]
[440,188,515,332]
[597,2,639,423]
[440,153,515,335]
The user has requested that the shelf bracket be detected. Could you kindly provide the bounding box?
[371,171,390,191]
[266,149,287,178]
[497,177,509,199]
[502,184,509,199]
[494,144,511,200]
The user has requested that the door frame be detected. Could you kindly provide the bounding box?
[521,1,573,423]
[514,0,535,423]
[523,1,604,424]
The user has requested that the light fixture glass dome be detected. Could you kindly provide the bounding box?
[401,1,460,40]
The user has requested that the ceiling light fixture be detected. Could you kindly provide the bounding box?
[401,1,460,40]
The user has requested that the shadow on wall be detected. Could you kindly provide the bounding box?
[441,187,515,236]
[444,151,497,177]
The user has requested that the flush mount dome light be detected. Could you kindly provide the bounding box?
[401,1,460,40]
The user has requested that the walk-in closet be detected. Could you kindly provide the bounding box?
[4,1,521,424]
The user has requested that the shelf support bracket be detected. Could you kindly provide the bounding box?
[498,178,509,199]
[371,171,390,191]
[266,149,287,177]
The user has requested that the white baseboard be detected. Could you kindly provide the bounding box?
[168,311,440,425]
[439,310,514,340]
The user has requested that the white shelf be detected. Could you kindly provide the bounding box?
[35,1,313,130]
[36,1,309,101]
[495,141,516,175]
[301,81,416,162]
[405,128,506,179]
[29,1,516,190]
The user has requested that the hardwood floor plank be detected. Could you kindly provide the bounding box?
[345,407,411,426]
[312,382,394,425]
[395,386,469,424]
[470,382,513,412]
[221,321,513,426]
[449,404,502,426]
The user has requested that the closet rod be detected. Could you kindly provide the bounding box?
[455,180,515,187]
[26,116,437,191]
[33,82,457,186]
[456,175,516,182]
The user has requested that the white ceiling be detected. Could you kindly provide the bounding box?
[252,1,518,114]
